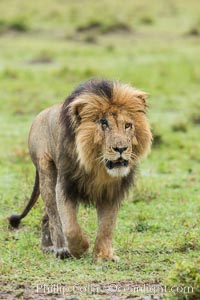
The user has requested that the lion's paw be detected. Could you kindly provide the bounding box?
[111,255,120,262]
[54,247,71,259]
[68,236,90,258]
[42,245,54,254]
[93,252,120,263]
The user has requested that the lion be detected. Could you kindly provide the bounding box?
[9,79,152,262]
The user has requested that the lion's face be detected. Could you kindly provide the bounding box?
[96,112,136,177]
[67,81,152,178]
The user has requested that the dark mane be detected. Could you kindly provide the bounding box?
[60,79,113,139]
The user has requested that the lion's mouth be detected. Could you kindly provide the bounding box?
[105,158,129,169]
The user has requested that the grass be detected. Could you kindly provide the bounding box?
[0,0,200,299]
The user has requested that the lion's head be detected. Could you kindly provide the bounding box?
[61,79,152,178]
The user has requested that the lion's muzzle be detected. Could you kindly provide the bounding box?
[105,158,129,170]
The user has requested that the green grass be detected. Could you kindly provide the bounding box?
[0,0,200,299]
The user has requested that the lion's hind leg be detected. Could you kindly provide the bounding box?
[41,210,54,253]
[39,158,71,259]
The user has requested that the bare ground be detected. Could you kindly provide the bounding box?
[0,280,165,300]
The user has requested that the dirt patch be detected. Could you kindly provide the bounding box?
[0,280,165,300]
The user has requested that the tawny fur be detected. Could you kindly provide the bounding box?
[9,79,152,262]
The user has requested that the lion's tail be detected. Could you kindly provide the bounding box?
[9,170,40,228]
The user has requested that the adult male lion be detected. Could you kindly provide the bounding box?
[9,79,152,262]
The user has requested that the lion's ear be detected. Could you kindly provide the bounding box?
[133,90,149,111]
[74,103,84,122]
[68,99,86,127]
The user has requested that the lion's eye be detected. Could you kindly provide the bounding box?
[100,118,109,130]
[125,123,132,129]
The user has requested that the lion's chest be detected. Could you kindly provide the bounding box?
[64,174,112,204]
[64,169,134,205]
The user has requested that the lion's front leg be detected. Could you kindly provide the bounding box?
[56,175,90,258]
[93,201,120,262]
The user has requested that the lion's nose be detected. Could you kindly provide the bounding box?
[113,146,128,154]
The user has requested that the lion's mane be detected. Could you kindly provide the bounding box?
[59,79,152,205]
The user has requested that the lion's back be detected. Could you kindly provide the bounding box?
[28,103,63,166]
